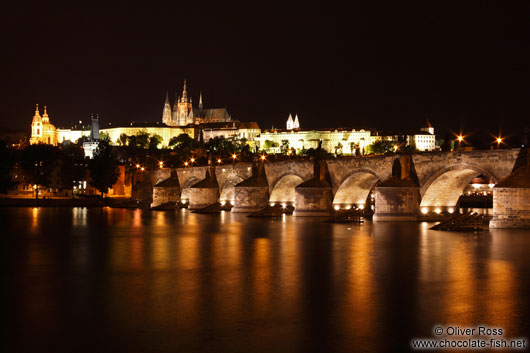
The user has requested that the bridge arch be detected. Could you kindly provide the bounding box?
[420,164,498,209]
[333,170,381,207]
[219,174,245,203]
[180,176,200,202]
[269,174,304,205]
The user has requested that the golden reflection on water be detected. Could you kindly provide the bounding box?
[485,257,516,334]
[345,228,377,341]
[31,207,39,231]
[252,237,272,311]
[443,239,476,325]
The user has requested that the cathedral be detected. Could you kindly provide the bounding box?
[30,104,58,145]
[162,80,232,126]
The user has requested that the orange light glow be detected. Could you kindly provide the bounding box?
[217,159,222,164]
[260,155,266,161]
[190,157,195,163]
[496,137,502,144]
[232,154,237,159]
[457,135,464,142]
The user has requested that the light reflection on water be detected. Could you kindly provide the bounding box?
[3,207,530,353]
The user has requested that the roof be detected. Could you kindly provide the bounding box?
[154,177,180,188]
[496,166,530,188]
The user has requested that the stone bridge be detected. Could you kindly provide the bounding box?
[149,149,524,225]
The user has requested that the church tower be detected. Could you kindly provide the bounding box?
[286,113,294,129]
[30,105,57,145]
[177,80,193,126]
[162,91,172,125]
[293,114,300,129]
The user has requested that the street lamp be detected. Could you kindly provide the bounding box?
[457,135,464,151]
[217,158,222,164]
[159,161,164,168]
[496,137,503,148]
[260,154,266,161]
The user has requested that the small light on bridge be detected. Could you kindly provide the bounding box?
[358,204,365,210]
[220,200,226,206]
[435,208,441,214]
[345,205,351,210]
[181,199,188,204]
[448,208,454,214]
[488,183,495,188]
[281,203,286,208]
[421,207,428,214]
[334,205,340,210]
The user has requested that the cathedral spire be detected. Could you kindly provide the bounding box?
[294,114,300,129]
[34,104,40,117]
[164,91,169,104]
[199,92,203,110]
[181,80,188,102]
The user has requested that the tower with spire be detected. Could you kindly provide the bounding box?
[163,80,232,126]
[162,91,172,125]
[286,114,294,129]
[293,114,300,129]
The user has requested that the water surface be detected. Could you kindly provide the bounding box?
[2,207,529,352]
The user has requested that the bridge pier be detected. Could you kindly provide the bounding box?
[293,159,333,216]
[232,159,270,212]
[373,186,421,221]
[373,155,421,221]
[150,171,180,208]
[490,149,530,228]
[188,160,220,210]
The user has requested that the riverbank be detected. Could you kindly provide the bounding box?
[0,197,147,208]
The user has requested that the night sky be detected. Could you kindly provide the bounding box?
[3,2,529,143]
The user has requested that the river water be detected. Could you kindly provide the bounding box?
[2,207,529,352]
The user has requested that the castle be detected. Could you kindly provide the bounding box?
[162,80,231,126]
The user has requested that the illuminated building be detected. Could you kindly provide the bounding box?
[257,115,437,154]
[30,105,58,145]
[163,80,232,126]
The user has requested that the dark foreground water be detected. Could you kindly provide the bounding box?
[2,207,529,353]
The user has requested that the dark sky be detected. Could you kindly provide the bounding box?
[3,1,529,143]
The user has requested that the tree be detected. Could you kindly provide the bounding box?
[169,133,196,150]
[366,140,395,155]
[58,144,86,193]
[148,134,163,150]
[133,131,150,149]
[19,144,60,199]
[263,140,278,151]
[99,131,110,143]
[118,133,128,146]
[280,140,290,154]
[0,141,14,193]
[88,140,120,197]
[334,142,343,155]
